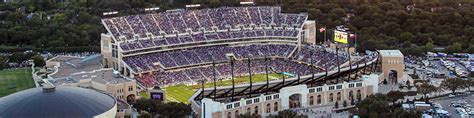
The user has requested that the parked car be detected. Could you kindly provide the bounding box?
[449,94,455,98]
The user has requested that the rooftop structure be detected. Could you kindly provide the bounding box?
[379,50,404,58]
[46,56,137,103]
[0,87,117,118]
[47,55,102,78]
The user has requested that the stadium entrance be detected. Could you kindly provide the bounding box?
[127,94,136,103]
[289,94,302,108]
[379,50,405,84]
[388,70,398,84]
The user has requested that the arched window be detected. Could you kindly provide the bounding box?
[266,103,271,113]
[235,110,239,117]
[247,107,251,114]
[317,95,322,104]
[227,112,231,118]
[254,106,259,114]
[309,96,314,105]
[329,93,334,102]
[274,102,278,112]
[337,92,342,101]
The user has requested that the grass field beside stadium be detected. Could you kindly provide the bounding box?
[164,73,285,104]
[0,68,35,97]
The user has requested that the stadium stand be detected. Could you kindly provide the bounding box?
[101,6,354,88]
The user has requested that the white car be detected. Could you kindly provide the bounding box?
[464,104,471,108]
[469,111,474,115]
[449,94,455,98]
[456,108,466,113]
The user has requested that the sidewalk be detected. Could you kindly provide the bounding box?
[30,63,40,87]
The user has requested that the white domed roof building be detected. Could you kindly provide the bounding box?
[0,86,118,118]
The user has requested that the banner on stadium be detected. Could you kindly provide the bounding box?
[334,30,348,44]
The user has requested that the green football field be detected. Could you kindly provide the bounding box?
[163,73,285,104]
[0,68,35,97]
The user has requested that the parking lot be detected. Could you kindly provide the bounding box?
[433,93,474,118]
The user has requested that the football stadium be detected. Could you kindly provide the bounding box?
[100,6,380,117]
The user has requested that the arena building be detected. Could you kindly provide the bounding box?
[97,6,386,118]
[0,86,118,118]
[46,55,137,103]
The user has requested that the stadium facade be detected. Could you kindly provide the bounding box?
[200,74,380,118]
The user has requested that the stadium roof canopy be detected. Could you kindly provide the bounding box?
[0,86,116,118]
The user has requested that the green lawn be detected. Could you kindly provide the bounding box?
[0,68,35,97]
[163,73,285,104]
[139,91,150,99]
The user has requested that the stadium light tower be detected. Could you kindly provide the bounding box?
[230,58,235,100]
[347,47,351,81]
[297,70,300,84]
[265,56,269,94]
[247,57,252,97]
[212,60,217,99]
[201,79,205,99]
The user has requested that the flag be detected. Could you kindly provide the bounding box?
[349,34,356,39]
[319,27,326,32]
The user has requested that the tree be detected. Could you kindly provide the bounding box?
[356,93,421,117]
[416,83,437,100]
[467,45,474,53]
[464,79,474,92]
[138,112,152,118]
[31,55,45,67]
[268,109,308,118]
[423,42,435,52]
[9,52,30,64]
[209,0,220,7]
[0,56,9,70]
[386,91,404,105]
[133,99,191,117]
[156,102,192,117]
[132,99,162,115]
[356,94,390,116]
[399,32,416,43]
[445,42,462,53]
[440,78,466,94]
